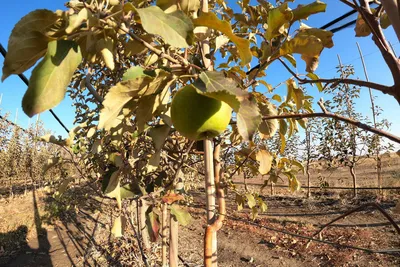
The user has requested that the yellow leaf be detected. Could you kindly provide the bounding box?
[193,12,252,65]
[256,149,273,175]
[265,3,293,41]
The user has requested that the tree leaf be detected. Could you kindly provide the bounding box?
[170,204,192,226]
[289,176,301,192]
[96,36,115,70]
[111,215,126,238]
[104,170,122,209]
[280,34,323,72]
[145,208,160,242]
[355,13,371,37]
[120,184,138,199]
[22,40,82,117]
[291,1,326,22]
[2,9,61,81]
[237,97,262,141]
[380,12,391,29]
[193,12,252,65]
[193,71,246,111]
[256,149,273,175]
[137,6,194,48]
[43,156,62,174]
[258,102,278,139]
[57,177,74,195]
[265,3,293,41]
[162,193,185,204]
[124,38,147,56]
[298,24,333,48]
[98,75,154,130]
[245,193,256,208]
[306,73,323,92]
[287,80,304,110]
[149,125,171,151]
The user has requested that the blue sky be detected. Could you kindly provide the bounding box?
[0,1,399,147]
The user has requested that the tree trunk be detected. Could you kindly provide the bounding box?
[377,156,382,195]
[243,172,248,191]
[350,165,357,197]
[204,143,225,267]
[139,199,150,250]
[162,203,168,267]
[169,213,178,267]
[203,139,216,265]
[307,167,311,198]
[270,183,274,196]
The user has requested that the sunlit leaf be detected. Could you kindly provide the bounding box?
[57,177,74,195]
[112,215,126,238]
[170,204,192,226]
[306,73,323,92]
[97,36,115,70]
[162,193,185,204]
[245,193,256,208]
[137,6,194,48]
[193,12,252,65]
[291,1,326,22]
[2,9,61,81]
[280,34,323,72]
[265,3,293,41]
[256,149,273,175]
[22,40,82,117]
[194,71,246,111]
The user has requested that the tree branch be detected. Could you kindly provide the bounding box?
[279,58,398,101]
[261,113,400,144]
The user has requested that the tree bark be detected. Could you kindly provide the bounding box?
[169,213,179,267]
[161,203,168,267]
[139,199,150,250]
[350,165,357,197]
[204,143,225,267]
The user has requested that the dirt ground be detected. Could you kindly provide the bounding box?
[0,154,399,266]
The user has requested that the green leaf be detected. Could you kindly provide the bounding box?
[122,66,153,81]
[137,6,194,48]
[193,12,252,65]
[258,102,278,139]
[256,149,273,175]
[291,1,326,22]
[380,12,391,29]
[306,73,323,91]
[120,184,138,199]
[149,125,171,151]
[22,40,81,117]
[170,204,192,226]
[145,208,160,242]
[98,75,155,130]
[265,3,293,41]
[2,9,61,81]
[124,38,147,56]
[237,97,262,141]
[193,71,246,111]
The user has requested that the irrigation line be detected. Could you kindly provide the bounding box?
[234,183,400,190]
[0,43,70,134]
[225,214,400,255]
[188,202,400,255]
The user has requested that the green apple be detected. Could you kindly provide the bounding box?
[171,85,232,140]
